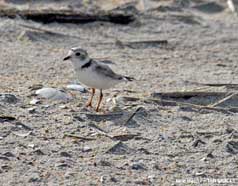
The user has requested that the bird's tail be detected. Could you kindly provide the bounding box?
[123,76,134,81]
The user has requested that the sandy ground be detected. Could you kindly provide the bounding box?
[1,0,238,185]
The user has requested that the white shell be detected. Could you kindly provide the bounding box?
[35,88,72,101]
[66,84,86,92]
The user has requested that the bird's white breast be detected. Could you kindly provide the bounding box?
[76,67,120,90]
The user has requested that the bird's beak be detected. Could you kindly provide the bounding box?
[63,55,71,61]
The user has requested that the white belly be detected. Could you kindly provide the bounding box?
[76,68,121,90]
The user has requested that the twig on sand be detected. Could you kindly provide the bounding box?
[0,115,16,122]
[87,123,113,139]
[209,92,238,107]
[63,133,96,141]
[146,98,235,114]
[123,107,143,125]
[88,123,141,141]
[189,81,238,88]
[15,122,33,131]
[115,39,168,49]
[18,23,81,39]
[111,133,141,141]
[152,91,228,99]
[196,131,221,135]
[0,115,33,130]
[0,7,135,24]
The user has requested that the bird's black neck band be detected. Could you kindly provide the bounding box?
[81,59,92,69]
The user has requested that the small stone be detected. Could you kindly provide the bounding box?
[192,139,206,147]
[55,160,71,168]
[1,165,12,171]
[3,152,15,157]
[206,152,214,158]
[31,149,45,155]
[30,98,40,105]
[0,94,18,104]
[28,144,35,148]
[29,84,43,91]
[148,175,156,183]
[82,146,92,152]
[43,105,50,108]
[60,151,72,158]
[0,156,10,161]
[12,131,31,137]
[97,160,111,166]
[59,105,67,109]
[27,107,36,113]
[36,88,72,101]
[64,171,76,179]
[110,176,117,183]
[106,141,133,155]
[28,172,41,183]
[180,116,192,121]
[66,84,86,93]
[131,162,146,170]
[226,141,238,154]
[100,176,106,183]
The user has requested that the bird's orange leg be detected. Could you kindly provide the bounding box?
[96,89,103,112]
[86,88,95,107]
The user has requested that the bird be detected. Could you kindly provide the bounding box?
[63,47,133,112]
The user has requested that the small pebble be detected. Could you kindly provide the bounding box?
[31,149,45,155]
[36,88,72,101]
[148,175,156,182]
[66,84,86,93]
[28,172,41,183]
[82,146,92,152]
[28,144,35,148]
[97,160,111,167]
[59,105,67,109]
[30,98,40,105]
[60,151,72,158]
[0,94,18,104]
[131,162,146,170]
[27,107,36,113]
[226,141,238,154]
[12,131,31,137]
[3,152,15,157]
[100,176,106,183]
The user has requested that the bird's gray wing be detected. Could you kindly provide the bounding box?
[93,62,123,80]
[98,60,116,65]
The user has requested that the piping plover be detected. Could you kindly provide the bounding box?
[63,47,133,112]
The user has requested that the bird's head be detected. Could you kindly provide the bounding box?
[63,47,89,64]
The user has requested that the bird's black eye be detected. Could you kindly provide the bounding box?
[75,52,81,56]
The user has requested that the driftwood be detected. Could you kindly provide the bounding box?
[187,81,238,89]
[152,91,230,99]
[115,39,168,49]
[0,7,135,24]
[63,133,96,141]
[123,107,143,125]
[151,99,234,114]
[87,122,113,139]
[83,112,124,122]
[0,115,16,122]
[145,98,236,114]
[111,133,140,141]
[151,91,238,113]
[209,92,238,107]
[19,23,82,39]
